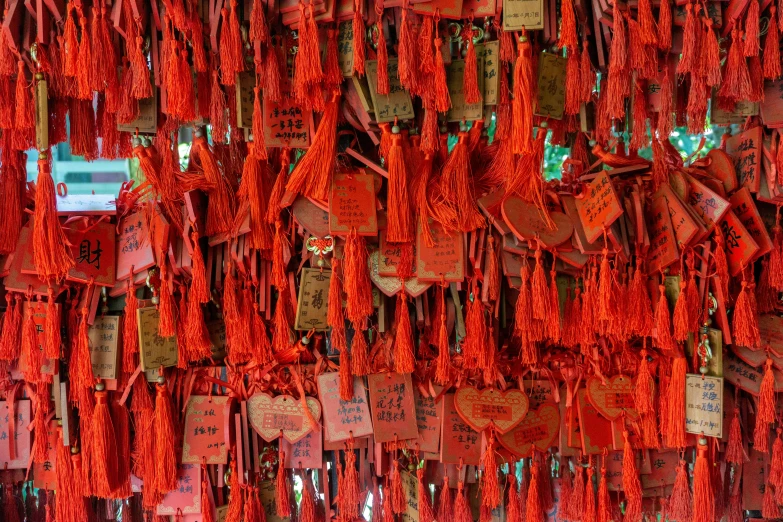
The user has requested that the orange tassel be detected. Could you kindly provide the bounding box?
[672,279,690,341]
[764,7,781,79]
[666,356,687,448]
[351,326,370,376]
[692,438,714,522]
[155,380,178,494]
[209,71,228,143]
[454,480,472,522]
[485,236,500,303]
[771,430,783,491]
[678,4,699,74]
[398,9,417,94]
[638,0,658,45]
[75,16,92,100]
[560,0,578,51]
[43,288,60,360]
[339,343,354,401]
[531,248,550,322]
[285,93,339,200]
[621,431,642,521]
[606,2,628,119]
[565,50,581,115]
[30,391,49,463]
[20,302,42,384]
[300,471,316,522]
[276,451,292,517]
[14,62,34,131]
[482,433,500,508]
[597,458,611,522]
[394,294,415,373]
[754,359,775,452]
[34,157,75,281]
[191,15,208,73]
[435,287,451,385]
[226,459,243,520]
[272,292,293,354]
[325,28,342,89]
[201,466,215,522]
[584,464,596,522]
[630,80,649,150]
[343,441,360,517]
[512,32,534,154]
[293,3,324,107]
[657,0,672,50]
[463,283,485,369]
[668,460,692,522]
[55,427,86,522]
[0,295,22,361]
[122,282,139,373]
[653,285,675,352]
[507,475,522,522]
[91,386,118,498]
[63,6,79,77]
[219,2,243,84]
[129,34,152,99]
[440,131,485,231]
[271,220,289,290]
[517,262,537,363]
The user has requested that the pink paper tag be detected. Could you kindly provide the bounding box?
[317,373,374,442]
[157,463,202,515]
[282,426,323,469]
[0,399,31,469]
[182,396,231,465]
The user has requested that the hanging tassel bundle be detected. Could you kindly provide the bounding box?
[435,286,451,385]
[717,29,752,107]
[453,480,472,522]
[122,281,139,373]
[90,384,118,498]
[621,431,642,522]
[438,476,453,522]
[754,359,776,452]
[512,31,534,154]
[386,125,413,243]
[343,229,374,325]
[653,285,675,351]
[157,262,176,338]
[33,155,75,280]
[526,460,545,522]
[285,92,339,201]
[394,293,415,373]
[692,438,714,522]
[417,467,434,522]
[764,7,781,79]
[733,275,761,348]
[666,356,687,448]
[154,379,178,494]
[668,460,692,522]
[726,408,745,464]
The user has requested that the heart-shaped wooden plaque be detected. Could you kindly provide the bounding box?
[497,403,560,457]
[247,393,322,444]
[585,375,639,421]
[501,196,574,249]
[368,250,431,298]
[453,387,529,434]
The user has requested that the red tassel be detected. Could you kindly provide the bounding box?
[219,2,244,84]
[300,470,316,522]
[630,79,649,150]
[692,438,714,522]
[34,157,75,281]
[565,50,581,115]
[463,282,485,370]
[200,466,215,522]
[129,34,152,99]
[325,28,342,90]
[482,433,500,508]
[250,0,269,44]
[338,343,354,401]
[717,29,751,108]
[440,131,485,232]
[0,295,22,361]
[343,441,360,517]
[293,3,324,108]
[463,26,481,104]
[417,467,434,522]
[14,62,34,131]
[69,308,94,393]
[745,0,761,57]
[560,0,578,51]
[754,359,775,452]
[343,229,373,325]
[75,16,92,100]
[226,459,243,521]
[154,380,178,494]
[700,20,722,86]
[156,263,176,338]
[666,356,687,448]
[584,463,596,522]
[726,408,745,464]
[526,461,545,522]
[485,236,500,303]
[558,468,573,521]
[264,45,282,104]
[771,430,783,493]
[285,93,339,200]
[352,0,365,76]
[597,458,611,522]
[55,427,87,522]
[376,18,390,96]
[63,6,79,77]
[398,9,417,94]
[531,248,550,322]
[30,391,49,463]
[748,55,764,101]
[209,71,228,143]
[351,326,370,376]
[765,7,781,79]
[512,32,534,154]
[678,4,699,74]
[638,0,658,45]
[224,267,251,364]
[668,460,692,522]
[394,293,415,373]
[606,2,628,119]
[580,42,596,103]
[20,302,42,383]
[121,282,139,373]
[191,15,208,74]
[275,452,292,517]
[433,38,451,112]
[435,287,451,385]
[672,279,690,341]
[0,27,15,76]
[91,386,118,498]
[438,476,453,522]
[621,431,642,522]
[733,278,760,349]
[653,285,675,352]
[516,262,537,363]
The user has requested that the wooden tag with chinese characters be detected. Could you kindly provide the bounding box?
[724,350,783,395]
[116,211,155,281]
[729,187,773,259]
[182,395,231,464]
[294,268,331,331]
[497,403,560,457]
[446,58,484,122]
[684,374,723,438]
[0,400,31,469]
[367,372,419,442]
[88,315,119,380]
[535,52,566,120]
[316,373,374,442]
[705,149,739,193]
[575,170,624,243]
[653,185,701,248]
[247,393,322,443]
[32,419,57,489]
[712,99,759,125]
[586,375,639,421]
[502,196,574,248]
[726,126,763,192]
[235,72,255,129]
[686,175,732,231]
[263,96,313,148]
[416,221,465,282]
[137,307,178,371]
[329,172,378,235]
[575,388,613,455]
[364,59,415,123]
[282,426,323,468]
[440,393,481,465]
[480,41,500,106]
[378,232,417,277]
[337,20,354,77]
[412,0,464,20]
[646,195,680,273]
[461,0,496,17]
[370,250,431,297]
[502,0,544,30]
[413,387,443,453]
[641,449,679,489]
[453,386,529,434]
[742,451,767,510]
[118,91,157,134]
[718,209,759,276]
[400,471,419,522]
[292,197,331,237]
[156,464,201,515]
[524,380,556,408]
